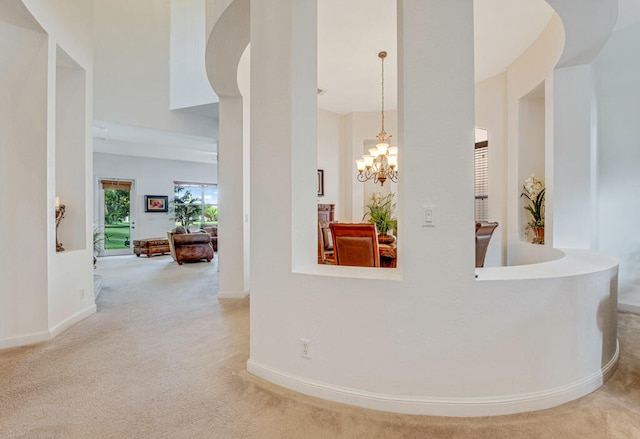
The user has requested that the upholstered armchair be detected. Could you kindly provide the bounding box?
[475,221,498,268]
[167,228,214,265]
[201,226,218,252]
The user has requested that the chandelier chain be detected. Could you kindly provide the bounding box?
[381,53,385,132]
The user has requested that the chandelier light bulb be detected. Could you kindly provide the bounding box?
[363,155,375,168]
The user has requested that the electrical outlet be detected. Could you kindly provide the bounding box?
[300,338,311,359]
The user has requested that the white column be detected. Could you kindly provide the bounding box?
[218,95,248,298]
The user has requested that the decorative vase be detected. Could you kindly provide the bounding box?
[532,227,544,245]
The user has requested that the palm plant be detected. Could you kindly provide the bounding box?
[172,189,201,227]
[204,205,218,223]
[362,192,397,236]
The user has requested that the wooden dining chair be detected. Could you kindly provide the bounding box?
[329,223,380,267]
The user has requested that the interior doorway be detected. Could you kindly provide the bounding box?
[98,178,136,256]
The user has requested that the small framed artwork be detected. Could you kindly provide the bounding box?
[317,169,325,197]
[145,195,168,212]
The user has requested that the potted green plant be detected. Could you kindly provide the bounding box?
[93,226,106,267]
[363,192,397,243]
[520,174,545,244]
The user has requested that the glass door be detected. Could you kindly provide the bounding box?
[99,179,135,256]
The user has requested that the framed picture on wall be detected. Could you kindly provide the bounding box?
[317,170,324,197]
[145,195,168,212]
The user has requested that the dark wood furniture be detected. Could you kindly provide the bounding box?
[318,204,336,263]
[475,221,498,268]
[133,238,170,257]
[379,243,397,268]
[329,223,380,267]
[318,204,335,222]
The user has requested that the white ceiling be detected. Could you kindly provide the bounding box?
[317,0,554,115]
[93,120,218,164]
[94,1,554,161]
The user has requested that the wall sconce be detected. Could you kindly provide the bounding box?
[55,196,65,252]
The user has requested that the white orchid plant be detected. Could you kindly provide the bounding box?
[520,174,545,229]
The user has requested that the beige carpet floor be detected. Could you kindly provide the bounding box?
[1,254,639,438]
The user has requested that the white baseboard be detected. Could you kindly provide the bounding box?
[49,305,97,339]
[1,305,97,351]
[247,341,619,417]
[218,290,250,299]
[0,331,50,350]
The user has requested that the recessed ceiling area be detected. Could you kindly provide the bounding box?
[317,0,555,115]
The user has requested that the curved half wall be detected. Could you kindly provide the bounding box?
[249,249,618,416]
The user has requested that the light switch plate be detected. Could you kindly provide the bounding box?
[423,205,436,227]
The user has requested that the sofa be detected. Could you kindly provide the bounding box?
[167,227,214,265]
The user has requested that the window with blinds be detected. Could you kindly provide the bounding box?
[100,179,132,191]
[474,141,488,222]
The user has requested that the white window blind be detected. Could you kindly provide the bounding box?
[474,141,488,222]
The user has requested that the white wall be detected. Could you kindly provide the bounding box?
[93,152,217,240]
[466,16,564,268]
[0,13,49,347]
[94,0,216,138]
[170,0,218,110]
[1,0,95,349]
[475,73,507,266]
[552,64,597,249]
[317,109,341,213]
[505,15,564,265]
[594,14,640,310]
[240,0,621,416]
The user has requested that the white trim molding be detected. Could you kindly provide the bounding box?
[49,305,97,339]
[247,342,619,417]
[0,331,50,350]
[1,305,97,350]
[218,290,249,299]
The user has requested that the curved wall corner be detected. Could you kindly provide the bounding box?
[546,0,618,68]
[205,0,249,99]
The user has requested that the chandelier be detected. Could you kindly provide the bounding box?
[355,51,398,186]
